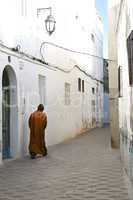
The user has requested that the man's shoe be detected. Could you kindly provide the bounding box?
[43,152,47,157]
[30,152,36,159]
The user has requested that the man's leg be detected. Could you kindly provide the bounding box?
[43,145,47,156]
[30,152,36,159]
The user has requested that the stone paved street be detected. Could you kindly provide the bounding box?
[0,127,130,200]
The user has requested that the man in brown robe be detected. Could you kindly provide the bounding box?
[28,104,47,159]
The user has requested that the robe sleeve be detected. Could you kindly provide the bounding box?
[44,114,47,129]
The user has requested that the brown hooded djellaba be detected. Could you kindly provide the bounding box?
[28,110,47,156]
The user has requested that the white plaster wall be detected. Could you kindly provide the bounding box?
[116,0,133,136]
[117,4,131,133]
[112,0,133,183]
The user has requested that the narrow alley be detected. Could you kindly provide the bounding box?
[0,127,130,200]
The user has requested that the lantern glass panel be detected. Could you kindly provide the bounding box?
[45,15,56,35]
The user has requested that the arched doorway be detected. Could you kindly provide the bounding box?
[2,66,18,159]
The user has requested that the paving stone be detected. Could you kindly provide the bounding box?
[0,127,130,200]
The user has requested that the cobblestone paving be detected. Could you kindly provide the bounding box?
[0,127,130,200]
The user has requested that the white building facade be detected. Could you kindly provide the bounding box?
[0,0,104,163]
[108,0,133,186]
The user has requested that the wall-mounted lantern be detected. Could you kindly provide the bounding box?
[37,7,56,35]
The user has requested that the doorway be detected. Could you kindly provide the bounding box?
[2,66,18,159]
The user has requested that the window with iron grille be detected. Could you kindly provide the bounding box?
[65,82,71,105]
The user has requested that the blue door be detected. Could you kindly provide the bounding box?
[2,69,10,159]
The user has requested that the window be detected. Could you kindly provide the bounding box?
[91,33,95,42]
[91,100,96,125]
[65,83,71,105]
[78,78,81,92]
[75,15,79,20]
[118,66,123,97]
[92,87,95,94]
[82,80,84,93]
[92,100,95,112]
[39,75,46,104]
[127,31,133,85]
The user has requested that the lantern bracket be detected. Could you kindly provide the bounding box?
[37,7,52,17]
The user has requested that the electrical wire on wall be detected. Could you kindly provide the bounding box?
[40,42,115,84]
[0,42,56,71]
[40,41,106,62]
[0,41,116,84]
